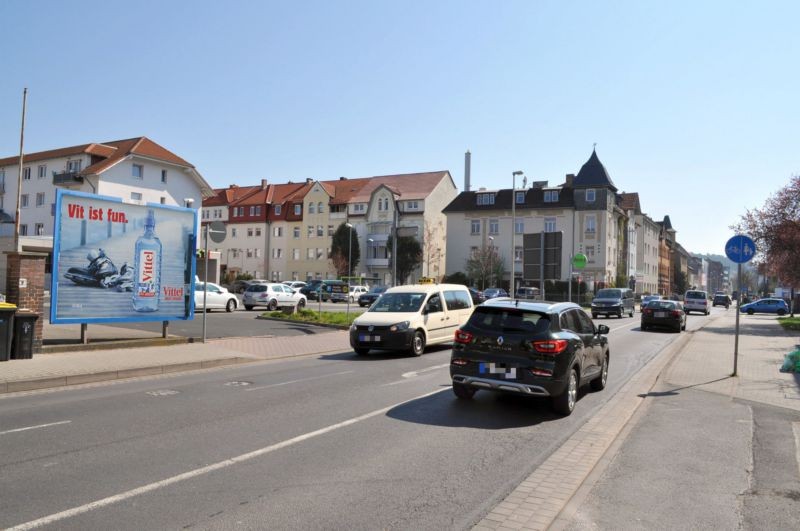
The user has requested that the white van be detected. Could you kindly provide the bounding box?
[349,283,474,356]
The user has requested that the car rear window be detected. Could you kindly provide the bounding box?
[685,291,706,299]
[246,285,267,293]
[645,301,677,310]
[466,307,550,334]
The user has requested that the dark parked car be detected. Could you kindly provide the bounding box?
[641,300,686,332]
[450,299,610,416]
[483,288,509,299]
[358,285,388,307]
[740,298,789,315]
[468,287,486,305]
[712,293,731,308]
[300,280,344,301]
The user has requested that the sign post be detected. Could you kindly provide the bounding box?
[570,253,587,303]
[725,234,756,376]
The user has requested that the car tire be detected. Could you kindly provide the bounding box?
[617,311,623,318]
[747,309,754,315]
[452,382,476,400]
[641,324,648,331]
[674,323,681,333]
[354,347,370,356]
[628,309,634,317]
[410,330,425,356]
[225,299,236,313]
[268,299,278,311]
[553,368,578,416]
[778,309,786,316]
[244,305,254,311]
[590,354,608,391]
[297,298,306,309]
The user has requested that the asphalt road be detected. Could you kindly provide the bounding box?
[0,309,720,530]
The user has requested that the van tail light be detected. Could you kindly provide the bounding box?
[454,329,474,344]
[531,339,569,355]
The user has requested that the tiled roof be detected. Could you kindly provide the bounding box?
[0,142,116,166]
[443,187,574,213]
[574,149,617,191]
[619,192,641,213]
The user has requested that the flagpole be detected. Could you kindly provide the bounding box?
[15,88,28,252]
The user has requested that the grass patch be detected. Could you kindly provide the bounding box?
[777,316,800,332]
[264,309,359,327]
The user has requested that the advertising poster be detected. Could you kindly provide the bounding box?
[51,190,197,324]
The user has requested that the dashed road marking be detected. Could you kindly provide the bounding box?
[244,370,353,392]
[0,420,72,436]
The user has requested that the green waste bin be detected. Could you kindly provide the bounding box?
[0,304,16,362]
[12,312,38,360]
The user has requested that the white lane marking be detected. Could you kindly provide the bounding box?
[0,420,71,436]
[401,363,450,379]
[244,370,353,391]
[793,422,800,478]
[7,388,446,530]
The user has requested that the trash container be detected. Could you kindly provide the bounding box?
[12,312,38,360]
[0,303,16,362]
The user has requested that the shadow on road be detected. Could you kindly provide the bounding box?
[319,344,453,361]
[637,376,733,398]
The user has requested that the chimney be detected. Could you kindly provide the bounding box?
[464,150,471,192]
[565,174,575,187]
[306,178,313,184]
[261,178,268,189]
[339,176,347,180]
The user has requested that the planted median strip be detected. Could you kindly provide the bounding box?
[777,316,800,331]
[260,309,359,328]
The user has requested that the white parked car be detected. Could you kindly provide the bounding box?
[194,282,239,313]
[243,283,307,311]
[348,285,369,303]
[283,281,307,290]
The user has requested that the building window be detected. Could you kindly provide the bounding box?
[292,271,298,281]
[377,199,384,212]
[160,197,166,204]
[275,204,282,216]
[489,219,499,235]
[309,203,316,214]
[514,246,523,262]
[470,220,481,235]
[36,192,45,207]
[20,224,27,236]
[247,249,253,258]
[318,202,324,213]
[328,225,334,236]
[515,218,524,234]
[130,192,142,202]
[272,248,283,259]
[161,170,167,183]
[249,206,255,216]
[231,228,238,237]
[307,225,314,237]
[293,227,300,238]
[317,225,324,237]
[38,165,47,179]
[585,216,596,234]
[68,160,81,172]
[477,193,495,206]
[587,247,595,262]
[22,167,31,180]
[307,248,315,259]
[294,204,301,215]
[247,228,254,237]
[586,189,596,202]
[317,248,325,260]
[238,207,245,217]
[255,249,262,258]
[293,249,300,260]
[132,164,143,180]
[21,194,29,208]
[35,223,44,236]
[353,203,365,213]
[515,191,525,204]
[544,217,556,232]
[544,190,559,203]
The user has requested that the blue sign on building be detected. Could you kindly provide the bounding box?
[725,234,756,264]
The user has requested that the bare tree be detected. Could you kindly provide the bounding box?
[422,220,444,279]
[465,246,505,291]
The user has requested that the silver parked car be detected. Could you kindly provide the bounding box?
[243,283,307,311]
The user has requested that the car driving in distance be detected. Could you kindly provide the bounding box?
[358,285,387,307]
[641,299,686,332]
[712,293,731,308]
[591,288,634,318]
[639,294,662,312]
[683,290,710,315]
[483,288,509,299]
[740,298,789,315]
[450,299,610,416]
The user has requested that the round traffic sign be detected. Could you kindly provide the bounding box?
[572,253,587,270]
[209,221,227,244]
[725,234,756,264]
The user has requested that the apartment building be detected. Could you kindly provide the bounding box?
[0,137,213,287]
[202,171,457,284]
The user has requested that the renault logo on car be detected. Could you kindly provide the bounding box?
[368,325,374,332]
[497,336,504,346]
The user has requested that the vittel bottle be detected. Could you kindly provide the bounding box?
[132,209,162,312]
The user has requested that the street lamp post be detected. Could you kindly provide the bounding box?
[488,236,494,289]
[511,170,524,297]
[346,223,353,319]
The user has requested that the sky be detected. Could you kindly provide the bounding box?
[1,0,797,255]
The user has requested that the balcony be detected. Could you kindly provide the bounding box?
[366,257,390,267]
[329,211,346,220]
[52,171,84,186]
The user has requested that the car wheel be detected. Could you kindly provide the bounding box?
[268,299,278,311]
[410,330,425,356]
[590,354,608,391]
[674,323,681,333]
[641,324,648,331]
[225,299,236,312]
[354,347,370,356]
[682,320,687,331]
[452,382,476,400]
[244,305,254,311]
[747,309,754,315]
[297,298,306,309]
[778,309,786,316]
[629,309,634,317]
[617,311,623,318]
[553,368,578,416]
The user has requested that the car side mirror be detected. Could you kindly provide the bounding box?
[597,324,610,335]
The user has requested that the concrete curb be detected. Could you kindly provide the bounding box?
[41,336,190,354]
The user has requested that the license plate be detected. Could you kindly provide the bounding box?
[479,363,517,379]
[655,311,666,318]
[359,334,380,342]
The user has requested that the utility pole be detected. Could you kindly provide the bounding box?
[14,88,28,252]
[511,170,523,296]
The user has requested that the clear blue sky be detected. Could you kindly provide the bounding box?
[2,0,797,255]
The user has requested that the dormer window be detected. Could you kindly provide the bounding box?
[294,204,301,215]
[477,193,495,206]
[515,191,525,204]
[544,190,559,203]
[274,204,282,215]
[586,189,596,202]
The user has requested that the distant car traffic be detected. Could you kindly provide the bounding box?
[347,285,369,303]
[639,294,662,312]
[358,285,387,307]
[740,298,789,315]
[450,299,610,416]
[483,288,508,299]
[282,281,307,290]
[516,286,540,300]
[231,279,267,294]
[712,293,731,308]
[195,282,238,312]
[683,290,710,315]
[591,288,635,318]
[468,287,486,305]
[641,299,686,332]
[243,283,307,311]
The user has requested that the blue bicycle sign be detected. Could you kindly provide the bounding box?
[725,234,756,264]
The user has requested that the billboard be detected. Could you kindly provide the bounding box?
[50,190,197,324]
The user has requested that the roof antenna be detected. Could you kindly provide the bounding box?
[593,142,597,151]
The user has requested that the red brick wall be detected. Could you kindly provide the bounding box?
[6,252,46,353]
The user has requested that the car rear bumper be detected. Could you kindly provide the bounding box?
[451,374,552,396]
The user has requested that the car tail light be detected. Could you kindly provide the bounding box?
[454,329,473,344]
[531,339,569,355]
[451,358,469,366]
[530,368,553,377]
[643,309,653,315]
[671,310,682,317]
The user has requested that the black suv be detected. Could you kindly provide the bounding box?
[450,299,610,416]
